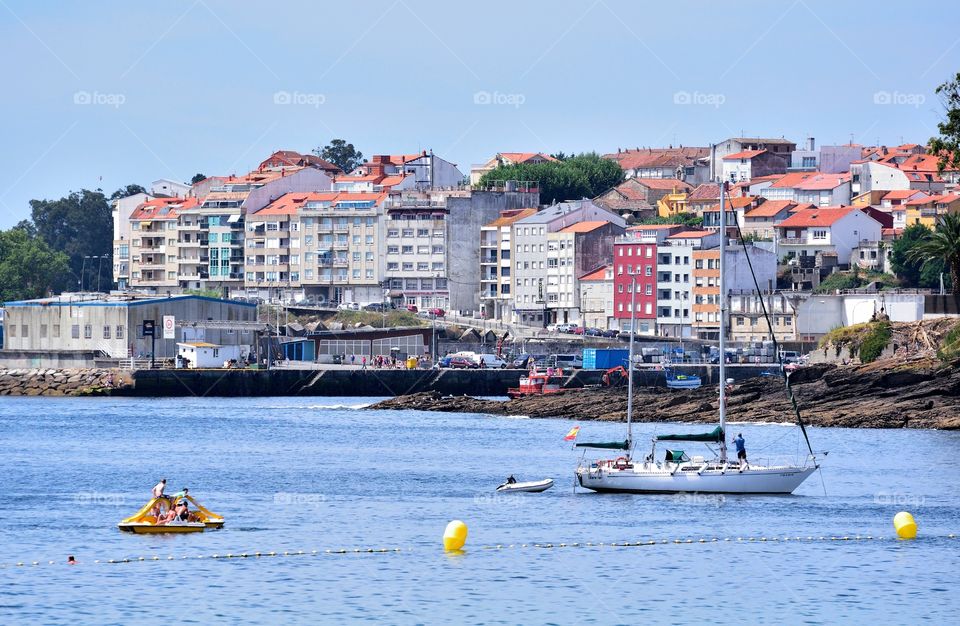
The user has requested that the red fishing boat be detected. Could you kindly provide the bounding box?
[507,370,566,399]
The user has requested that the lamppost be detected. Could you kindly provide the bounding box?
[96,255,109,293]
[81,255,95,292]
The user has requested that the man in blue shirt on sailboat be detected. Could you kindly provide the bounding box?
[733,433,748,471]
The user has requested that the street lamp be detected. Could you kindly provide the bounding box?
[96,255,110,293]
[81,255,100,293]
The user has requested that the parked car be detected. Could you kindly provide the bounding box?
[555,323,574,333]
[338,302,360,311]
[571,326,585,335]
[511,353,547,369]
[601,329,620,338]
[584,327,604,337]
[549,354,584,369]
[363,302,386,311]
[445,355,478,369]
[779,350,801,364]
[473,354,507,369]
[546,323,560,333]
[428,308,446,317]
[405,305,418,313]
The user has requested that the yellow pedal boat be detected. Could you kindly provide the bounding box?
[118,494,225,534]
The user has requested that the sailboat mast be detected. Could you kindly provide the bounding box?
[626,275,637,457]
[718,181,728,463]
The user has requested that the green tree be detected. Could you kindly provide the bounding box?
[0,228,70,301]
[891,224,947,288]
[28,189,113,290]
[478,152,623,204]
[316,139,364,173]
[190,173,207,184]
[638,213,703,227]
[907,213,960,291]
[110,184,146,200]
[929,72,960,173]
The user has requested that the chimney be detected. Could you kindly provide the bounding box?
[807,137,815,151]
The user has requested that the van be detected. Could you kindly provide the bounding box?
[548,354,583,369]
[779,351,801,364]
[474,354,507,369]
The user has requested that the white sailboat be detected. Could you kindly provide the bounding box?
[575,182,823,494]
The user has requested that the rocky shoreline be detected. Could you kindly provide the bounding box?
[368,360,960,430]
[0,368,131,396]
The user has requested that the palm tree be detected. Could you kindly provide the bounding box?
[908,212,960,291]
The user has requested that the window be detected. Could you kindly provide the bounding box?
[388,229,399,238]
[116,325,124,339]
[72,324,80,339]
[84,324,92,339]
[103,325,111,339]
[645,266,652,276]
[812,229,827,240]
[54,324,61,338]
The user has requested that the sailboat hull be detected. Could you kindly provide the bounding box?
[576,464,816,494]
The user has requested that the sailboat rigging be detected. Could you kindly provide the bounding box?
[574,181,823,494]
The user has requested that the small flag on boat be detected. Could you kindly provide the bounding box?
[563,426,581,441]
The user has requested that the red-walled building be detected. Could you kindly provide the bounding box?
[612,225,682,334]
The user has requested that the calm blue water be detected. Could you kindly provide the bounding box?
[1,396,958,624]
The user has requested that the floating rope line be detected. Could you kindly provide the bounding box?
[3,534,956,568]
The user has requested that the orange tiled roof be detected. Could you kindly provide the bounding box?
[702,196,757,212]
[631,178,693,191]
[778,207,856,228]
[667,230,712,239]
[255,191,386,215]
[579,265,611,281]
[723,149,766,160]
[498,152,557,164]
[558,221,609,234]
[486,208,539,227]
[130,197,199,220]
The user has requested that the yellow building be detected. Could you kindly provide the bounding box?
[904,193,960,228]
[656,190,690,218]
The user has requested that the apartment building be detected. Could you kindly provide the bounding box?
[605,147,711,185]
[470,152,556,185]
[578,266,614,330]
[128,198,198,292]
[511,200,624,326]
[612,225,683,335]
[544,221,624,325]
[112,191,153,289]
[383,198,450,310]
[656,230,719,338]
[692,245,778,340]
[479,208,538,321]
[174,167,333,297]
[244,192,385,304]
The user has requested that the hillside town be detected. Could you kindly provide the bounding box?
[105,139,958,338]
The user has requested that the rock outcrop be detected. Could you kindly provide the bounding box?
[369,360,960,430]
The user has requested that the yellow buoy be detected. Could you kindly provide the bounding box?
[443,520,468,551]
[894,511,917,539]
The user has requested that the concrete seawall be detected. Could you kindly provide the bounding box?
[0,364,777,397]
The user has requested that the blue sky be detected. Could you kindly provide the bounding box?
[1,0,958,228]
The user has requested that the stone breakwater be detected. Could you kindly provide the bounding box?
[0,368,131,396]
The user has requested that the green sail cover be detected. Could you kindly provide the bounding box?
[575,441,630,450]
[656,426,724,443]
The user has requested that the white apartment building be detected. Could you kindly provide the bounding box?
[579,266,614,330]
[112,191,153,289]
[128,198,199,292]
[383,198,450,310]
[479,208,537,321]
[656,231,718,338]
[511,200,624,326]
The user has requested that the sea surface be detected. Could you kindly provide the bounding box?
[1,396,958,625]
